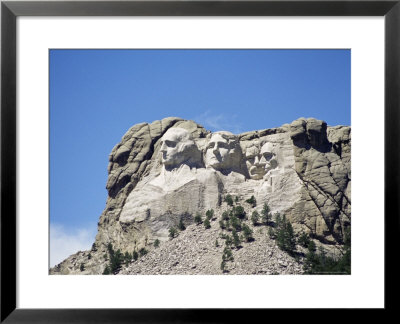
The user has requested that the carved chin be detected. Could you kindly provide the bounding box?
[249,166,265,179]
[206,156,221,167]
[208,163,222,170]
[162,154,189,168]
[162,156,179,166]
[162,155,171,164]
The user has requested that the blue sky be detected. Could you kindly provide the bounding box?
[49,49,350,266]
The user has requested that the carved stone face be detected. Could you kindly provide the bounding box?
[245,142,264,180]
[160,128,199,169]
[245,142,278,179]
[205,134,230,169]
[205,132,240,172]
[260,142,278,174]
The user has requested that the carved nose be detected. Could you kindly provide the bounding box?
[160,143,166,152]
[254,156,260,165]
[213,146,219,154]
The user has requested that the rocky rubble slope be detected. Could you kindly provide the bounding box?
[119,220,304,275]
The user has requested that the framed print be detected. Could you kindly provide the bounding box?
[1,0,399,322]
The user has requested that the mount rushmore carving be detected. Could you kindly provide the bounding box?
[51,117,351,275]
[118,128,282,232]
[98,117,350,250]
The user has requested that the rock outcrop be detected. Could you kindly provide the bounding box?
[50,117,350,275]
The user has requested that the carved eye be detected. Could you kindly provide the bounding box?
[263,152,273,160]
[165,140,177,148]
[208,142,215,149]
[246,152,255,159]
[217,142,229,149]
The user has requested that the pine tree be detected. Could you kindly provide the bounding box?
[251,210,260,225]
[233,205,246,219]
[104,243,123,273]
[204,218,211,229]
[194,213,203,225]
[91,243,97,252]
[303,238,352,275]
[308,240,316,252]
[102,265,111,275]
[225,235,233,247]
[242,224,253,242]
[222,247,234,262]
[224,194,234,206]
[275,215,296,255]
[124,251,132,264]
[340,226,351,273]
[206,209,214,220]
[268,227,275,239]
[232,229,241,248]
[245,195,257,208]
[285,221,296,253]
[220,260,226,272]
[178,218,186,231]
[261,203,272,225]
[274,212,282,227]
[169,227,177,239]
[230,215,241,231]
[154,239,160,248]
[110,248,123,273]
[80,263,85,272]
[298,232,311,248]
[139,247,148,257]
[107,243,114,257]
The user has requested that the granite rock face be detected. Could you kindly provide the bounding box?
[287,118,351,243]
[50,117,350,275]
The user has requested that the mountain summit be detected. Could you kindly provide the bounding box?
[50,117,351,275]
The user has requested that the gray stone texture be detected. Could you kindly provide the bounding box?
[50,117,350,275]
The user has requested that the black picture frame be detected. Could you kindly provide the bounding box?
[1,0,399,322]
